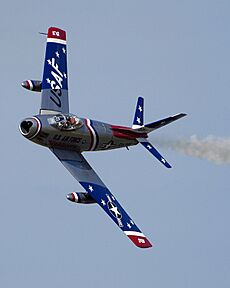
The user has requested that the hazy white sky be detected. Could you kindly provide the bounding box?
[1,1,230,287]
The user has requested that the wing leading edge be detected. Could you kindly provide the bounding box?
[51,148,152,248]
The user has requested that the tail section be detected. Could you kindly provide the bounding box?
[131,97,186,168]
[40,27,69,115]
[132,96,144,129]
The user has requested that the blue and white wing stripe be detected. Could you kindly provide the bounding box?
[40,27,69,114]
[51,148,152,248]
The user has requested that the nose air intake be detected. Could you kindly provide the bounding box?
[19,117,41,139]
[20,120,33,134]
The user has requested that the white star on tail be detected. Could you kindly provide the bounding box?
[46,78,51,84]
[101,199,106,206]
[136,117,141,124]
[147,144,152,150]
[127,223,131,229]
[56,51,60,58]
[47,59,51,65]
[88,185,93,192]
[63,73,67,79]
[138,105,142,112]
[161,158,166,163]
[62,47,66,54]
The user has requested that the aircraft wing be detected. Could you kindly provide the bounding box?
[40,27,69,114]
[50,148,152,248]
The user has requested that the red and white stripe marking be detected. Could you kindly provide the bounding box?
[47,27,66,45]
[85,119,97,151]
[124,231,152,248]
[26,80,34,90]
[71,192,79,203]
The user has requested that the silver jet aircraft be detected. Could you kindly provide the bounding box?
[20,27,186,248]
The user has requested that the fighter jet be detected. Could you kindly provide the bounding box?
[20,27,186,248]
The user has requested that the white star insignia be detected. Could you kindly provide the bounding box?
[101,199,106,206]
[161,158,166,163]
[56,51,60,58]
[127,223,131,229]
[110,204,121,218]
[130,220,134,225]
[62,47,66,54]
[88,185,93,192]
[63,73,67,79]
[136,117,141,124]
[111,195,115,201]
[138,105,142,112]
[47,59,51,65]
[46,78,51,84]
[147,144,152,150]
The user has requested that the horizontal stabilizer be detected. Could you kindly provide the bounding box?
[145,113,186,132]
[138,138,172,168]
[133,113,186,134]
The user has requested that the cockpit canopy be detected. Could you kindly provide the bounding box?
[48,114,83,131]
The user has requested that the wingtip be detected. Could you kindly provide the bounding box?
[127,235,153,248]
[124,231,152,248]
[173,113,187,119]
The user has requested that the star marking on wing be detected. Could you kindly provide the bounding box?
[138,105,142,112]
[56,51,60,58]
[108,202,122,218]
[147,144,152,150]
[47,59,52,65]
[62,47,66,54]
[136,117,141,124]
[88,185,94,192]
[46,78,51,84]
[101,199,106,206]
[110,205,121,218]
[127,223,131,229]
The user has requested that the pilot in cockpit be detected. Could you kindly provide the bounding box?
[50,114,82,130]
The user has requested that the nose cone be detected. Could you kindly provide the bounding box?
[19,117,41,139]
[66,193,76,202]
[21,80,31,90]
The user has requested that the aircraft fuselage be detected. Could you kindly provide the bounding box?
[19,113,140,152]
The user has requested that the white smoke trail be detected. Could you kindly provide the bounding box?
[152,135,230,165]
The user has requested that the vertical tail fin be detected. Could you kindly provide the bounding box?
[132,96,144,129]
[40,27,69,114]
